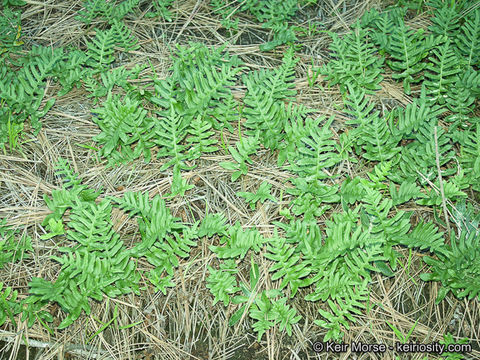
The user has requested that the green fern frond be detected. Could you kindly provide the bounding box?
[361,187,412,267]
[76,0,139,24]
[237,181,276,210]
[389,181,425,205]
[154,107,190,170]
[198,213,227,238]
[429,5,460,40]
[264,234,312,297]
[110,19,140,52]
[392,85,445,138]
[242,48,298,149]
[0,8,23,57]
[287,178,339,220]
[92,92,155,164]
[455,9,480,67]
[220,135,260,181]
[145,0,174,21]
[207,260,240,306]
[421,227,480,303]
[249,291,300,341]
[340,177,366,205]
[86,28,116,71]
[210,222,265,260]
[416,180,467,206]
[385,23,433,94]
[344,85,401,161]
[321,22,384,94]
[0,45,61,133]
[0,220,33,269]
[424,39,461,104]
[289,116,341,182]
[459,124,480,191]
[399,220,446,255]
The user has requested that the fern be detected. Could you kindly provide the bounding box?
[0,220,33,269]
[110,19,140,52]
[31,198,140,329]
[0,282,22,327]
[397,121,456,184]
[416,180,467,206]
[92,92,156,165]
[249,292,301,341]
[209,222,265,260]
[399,220,446,255]
[0,45,61,134]
[167,164,194,197]
[424,39,461,105]
[288,116,341,182]
[421,226,480,303]
[86,28,116,71]
[145,0,174,21]
[76,0,139,24]
[321,22,384,94]
[186,116,219,161]
[181,62,241,125]
[392,85,445,139]
[287,177,339,221]
[304,215,382,340]
[207,260,240,306]
[361,187,412,269]
[210,0,299,50]
[444,78,477,127]
[154,107,190,170]
[455,9,480,67]
[384,23,433,94]
[429,4,460,41]
[459,124,480,191]
[198,213,227,238]
[237,181,276,210]
[343,86,401,161]
[0,8,23,57]
[389,181,425,205]
[242,47,298,149]
[54,50,88,96]
[220,135,260,181]
[264,233,312,297]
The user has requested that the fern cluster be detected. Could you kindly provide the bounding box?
[209,0,300,50]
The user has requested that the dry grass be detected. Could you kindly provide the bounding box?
[1,0,479,359]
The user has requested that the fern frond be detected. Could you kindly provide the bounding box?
[321,22,384,94]
[237,181,276,210]
[429,5,460,40]
[421,227,480,303]
[0,220,33,268]
[207,260,239,306]
[399,220,446,255]
[154,107,190,170]
[289,116,341,182]
[86,28,116,71]
[424,39,460,104]
[385,23,433,94]
[389,181,425,205]
[459,124,480,191]
[220,135,260,181]
[198,213,227,238]
[397,121,455,183]
[264,234,312,297]
[210,222,265,260]
[110,19,139,52]
[93,92,155,164]
[287,177,339,221]
[455,9,480,67]
[187,117,218,160]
